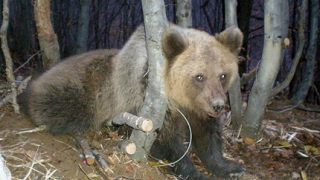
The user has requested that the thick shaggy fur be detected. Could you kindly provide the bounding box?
[24,24,244,179]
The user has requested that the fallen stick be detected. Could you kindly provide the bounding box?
[110,112,153,132]
[91,148,113,173]
[73,133,95,165]
[116,140,136,155]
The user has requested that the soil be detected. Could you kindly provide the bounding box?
[0,100,319,180]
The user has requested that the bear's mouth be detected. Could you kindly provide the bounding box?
[208,111,222,117]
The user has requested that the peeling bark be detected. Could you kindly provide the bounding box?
[34,0,60,69]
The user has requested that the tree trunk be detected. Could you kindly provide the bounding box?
[0,0,19,114]
[74,0,90,55]
[129,0,168,161]
[224,0,242,130]
[34,0,60,69]
[224,0,238,27]
[270,0,307,97]
[176,0,192,28]
[290,0,319,105]
[241,0,289,139]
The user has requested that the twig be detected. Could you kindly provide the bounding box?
[111,175,143,180]
[44,169,58,180]
[78,164,93,180]
[0,76,32,109]
[240,66,258,86]
[91,148,113,173]
[13,51,41,73]
[289,126,320,134]
[22,146,39,180]
[17,125,46,134]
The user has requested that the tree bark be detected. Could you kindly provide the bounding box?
[270,0,307,98]
[241,0,289,139]
[224,0,242,130]
[176,0,192,28]
[74,0,90,54]
[224,0,238,27]
[0,0,19,114]
[129,0,168,161]
[290,0,319,105]
[34,0,60,69]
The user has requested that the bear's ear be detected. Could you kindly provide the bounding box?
[162,28,189,60]
[215,26,243,55]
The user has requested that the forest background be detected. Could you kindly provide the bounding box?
[0,0,319,107]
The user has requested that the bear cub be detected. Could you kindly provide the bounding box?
[24,23,244,179]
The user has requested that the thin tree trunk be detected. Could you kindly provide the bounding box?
[74,0,90,54]
[290,0,319,105]
[0,0,19,113]
[129,0,168,161]
[176,0,192,28]
[224,0,242,130]
[241,0,289,139]
[270,0,307,97]
[34,0,60,69]
[224,0,238,27]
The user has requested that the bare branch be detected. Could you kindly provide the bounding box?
[0,0,19,114]
[240,66,259,86]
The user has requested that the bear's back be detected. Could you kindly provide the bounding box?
[25,49,120,133]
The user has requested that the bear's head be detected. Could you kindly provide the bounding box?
[162,24,243,118]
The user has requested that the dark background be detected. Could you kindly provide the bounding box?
[0,0,319,104]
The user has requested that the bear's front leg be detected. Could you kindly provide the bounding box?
[150,132,215,180]
[192,117,245,178]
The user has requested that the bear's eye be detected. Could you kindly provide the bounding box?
[195,74,205,82]
[219,74,226,81]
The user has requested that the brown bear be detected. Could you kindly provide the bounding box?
[23,23,244,179]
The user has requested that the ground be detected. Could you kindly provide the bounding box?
[0,100,319,180]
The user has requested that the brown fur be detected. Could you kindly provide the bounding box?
[24,24,244,179]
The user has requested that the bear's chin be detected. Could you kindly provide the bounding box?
[207,111,222,118]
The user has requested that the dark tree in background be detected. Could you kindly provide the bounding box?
[290,0,319,105]
[73,0,90,55]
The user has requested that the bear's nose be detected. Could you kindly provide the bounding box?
[211,99,225,114]
[213,105,224,113]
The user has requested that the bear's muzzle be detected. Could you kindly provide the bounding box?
[209,99,225,117]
